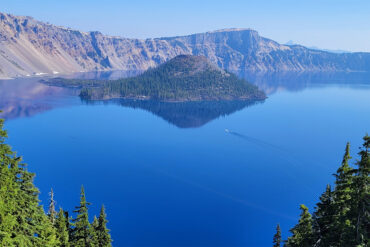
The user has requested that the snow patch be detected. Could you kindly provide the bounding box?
[34,72,48,76]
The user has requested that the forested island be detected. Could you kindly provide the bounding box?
[0,115,112,246]
[44,55,266,102]
[273,135,369,247]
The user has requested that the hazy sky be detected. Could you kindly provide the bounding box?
[1,0,369,52]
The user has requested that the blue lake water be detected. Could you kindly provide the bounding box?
[1,72,370,246]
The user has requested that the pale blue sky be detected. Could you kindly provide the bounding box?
[1,0,369,51]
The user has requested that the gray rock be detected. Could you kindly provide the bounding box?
[1,12,369,79]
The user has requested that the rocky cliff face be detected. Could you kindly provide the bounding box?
[1,12,370,79]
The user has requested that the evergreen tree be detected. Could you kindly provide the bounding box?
[15,149,59,246]
[352,135,369,245]
[71,186,94,247]
[35,208,60,247]
[91,216,99,246]
[0,116,59,246]
[273,224,281,247]
[55,209,70,247]
[283,136,369,246]
[329,142,356,245]
[312,184,336,246]
[0,116,23,246]
[64,210,73,241]
[286,204,314,247]
[0,116,112,247]
[93,205,112,247]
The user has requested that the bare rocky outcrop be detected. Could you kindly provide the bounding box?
[1,12,370,79]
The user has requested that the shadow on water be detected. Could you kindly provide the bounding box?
[82,99,265,128]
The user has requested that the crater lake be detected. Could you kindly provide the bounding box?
[1,72,369,247]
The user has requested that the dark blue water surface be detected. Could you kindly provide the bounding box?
[1,72,369,247]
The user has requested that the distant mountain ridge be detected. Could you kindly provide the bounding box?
[1,12,370,79]
[285,40,351,53]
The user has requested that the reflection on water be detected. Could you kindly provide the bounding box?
[241,71,370,95]
[0,78,79,120]
[0,75,264,127]
[2,71,369,123]
[84,99,263,128]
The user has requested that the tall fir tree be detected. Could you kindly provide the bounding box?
[71,186,94,247]
[283,136,370,246]
[91,216,99,246]
[0,116,23,246]
[330,142,356,245]
[312,184,336,246]
[286,204,314,247]
[92,205,112,247]
[0,116,58,246]
[64,210,74,241]
[273,224,281,247]
[0,115,113,247]
[352,135,369,245]
[55,209,70,247]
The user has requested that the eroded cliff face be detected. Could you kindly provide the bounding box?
[1,13,369,79]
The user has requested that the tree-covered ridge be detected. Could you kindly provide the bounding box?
[0,115,112,247]
[46,55,266,102]
[274,136,369,247]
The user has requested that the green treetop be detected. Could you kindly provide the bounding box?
[0,116,58,246]
[55,208,70,247]
[273,224,281,247]
[286,204,314,247]
[312,184,335,246]
[0,116,112,246]
[93,205,112,247]
[71,186,94,247]
[352,135,369,245]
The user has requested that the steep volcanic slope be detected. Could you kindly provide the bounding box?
[0,13,186,78]
[1,13,370,79]
[165,29,370,72]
